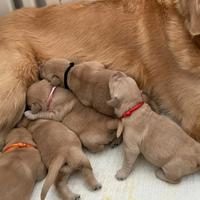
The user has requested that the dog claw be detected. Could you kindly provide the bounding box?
[110,143,119,148]
[115,170,128,181]
[72,194,80,200]
[92,183,102,191]
[75,195,80,200]
[110,137,122,148]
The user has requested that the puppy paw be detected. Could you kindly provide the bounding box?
[24,111,36,120]
[115,169,128,181]
[72,194,81,200]
[110,137,122,148]
[91,182,102,191]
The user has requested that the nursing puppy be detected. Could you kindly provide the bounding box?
[1,0,200,147]
[25,80,120,153]
[40,58,117,116]
[22,118,101,200]
[0,128,46,200]
[108,72,200,183]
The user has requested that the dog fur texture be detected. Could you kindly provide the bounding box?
[1,0,200,145]
[108,72,200,183]
[25,79,120,152]
[40,58,118,116]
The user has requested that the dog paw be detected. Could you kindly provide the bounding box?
[68,193,80,200]
[24,111,36,120]
[72,194,81,200]
[115,170,128,181]
[92,182,102,191]
[110,138,122,148]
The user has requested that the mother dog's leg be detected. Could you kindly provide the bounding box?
[0,47,38,149]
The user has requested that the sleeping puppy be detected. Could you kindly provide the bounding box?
[25,80,120,153]
[40,58,119,117]
[0,128,46,200]
[108,72,200,183]
[22,118,101,200]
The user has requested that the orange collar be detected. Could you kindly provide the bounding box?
[3,143,37,153]
[121,102,144,119]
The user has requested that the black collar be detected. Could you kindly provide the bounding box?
[64,62,75,89]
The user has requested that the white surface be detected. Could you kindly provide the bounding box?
[0,0,14,16]
[31,145,200,200]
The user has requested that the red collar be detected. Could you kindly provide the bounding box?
[47,86,57,109]
[121,102,144,119]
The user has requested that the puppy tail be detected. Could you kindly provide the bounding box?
[41,156,65,200]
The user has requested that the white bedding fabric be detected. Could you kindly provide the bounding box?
[31,145,200,200]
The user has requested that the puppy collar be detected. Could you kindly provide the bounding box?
[121,102,144,119]
[3,143,37,153]
[47,86,57,109]
[64,62,75,90]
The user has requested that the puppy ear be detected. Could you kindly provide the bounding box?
[107,97,120,108]
[31,103,42,114]
[112,71,127,80]
[51,75,61,86]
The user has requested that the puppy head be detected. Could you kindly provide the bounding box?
[27,80,52,113]
[40,58,71,87]
[176,0,200,37]
[77,61,106,69]
[5,128,35,146]
[107,72,142,115]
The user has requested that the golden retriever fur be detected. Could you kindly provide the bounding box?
[1,0,200,146]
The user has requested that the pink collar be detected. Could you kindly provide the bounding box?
[47,86,57,109]
[121,102,144,119]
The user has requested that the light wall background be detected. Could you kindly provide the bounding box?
[0,0,80,16]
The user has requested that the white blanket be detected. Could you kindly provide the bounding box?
[31,145,200,200]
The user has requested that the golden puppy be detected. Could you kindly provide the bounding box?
[1,0,200,145]
[25,80,120,152]
[0,128,46,200]
[22,118,102,200]
[40,58,118,116]
[108,72,200,183]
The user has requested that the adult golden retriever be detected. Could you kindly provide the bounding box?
[0,0,200,148]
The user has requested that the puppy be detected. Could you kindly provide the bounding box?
[0,128,46,200]
[40,58,119,117]
[22,118,101,200]
[25,80,120,153]
[108,72,200,183]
